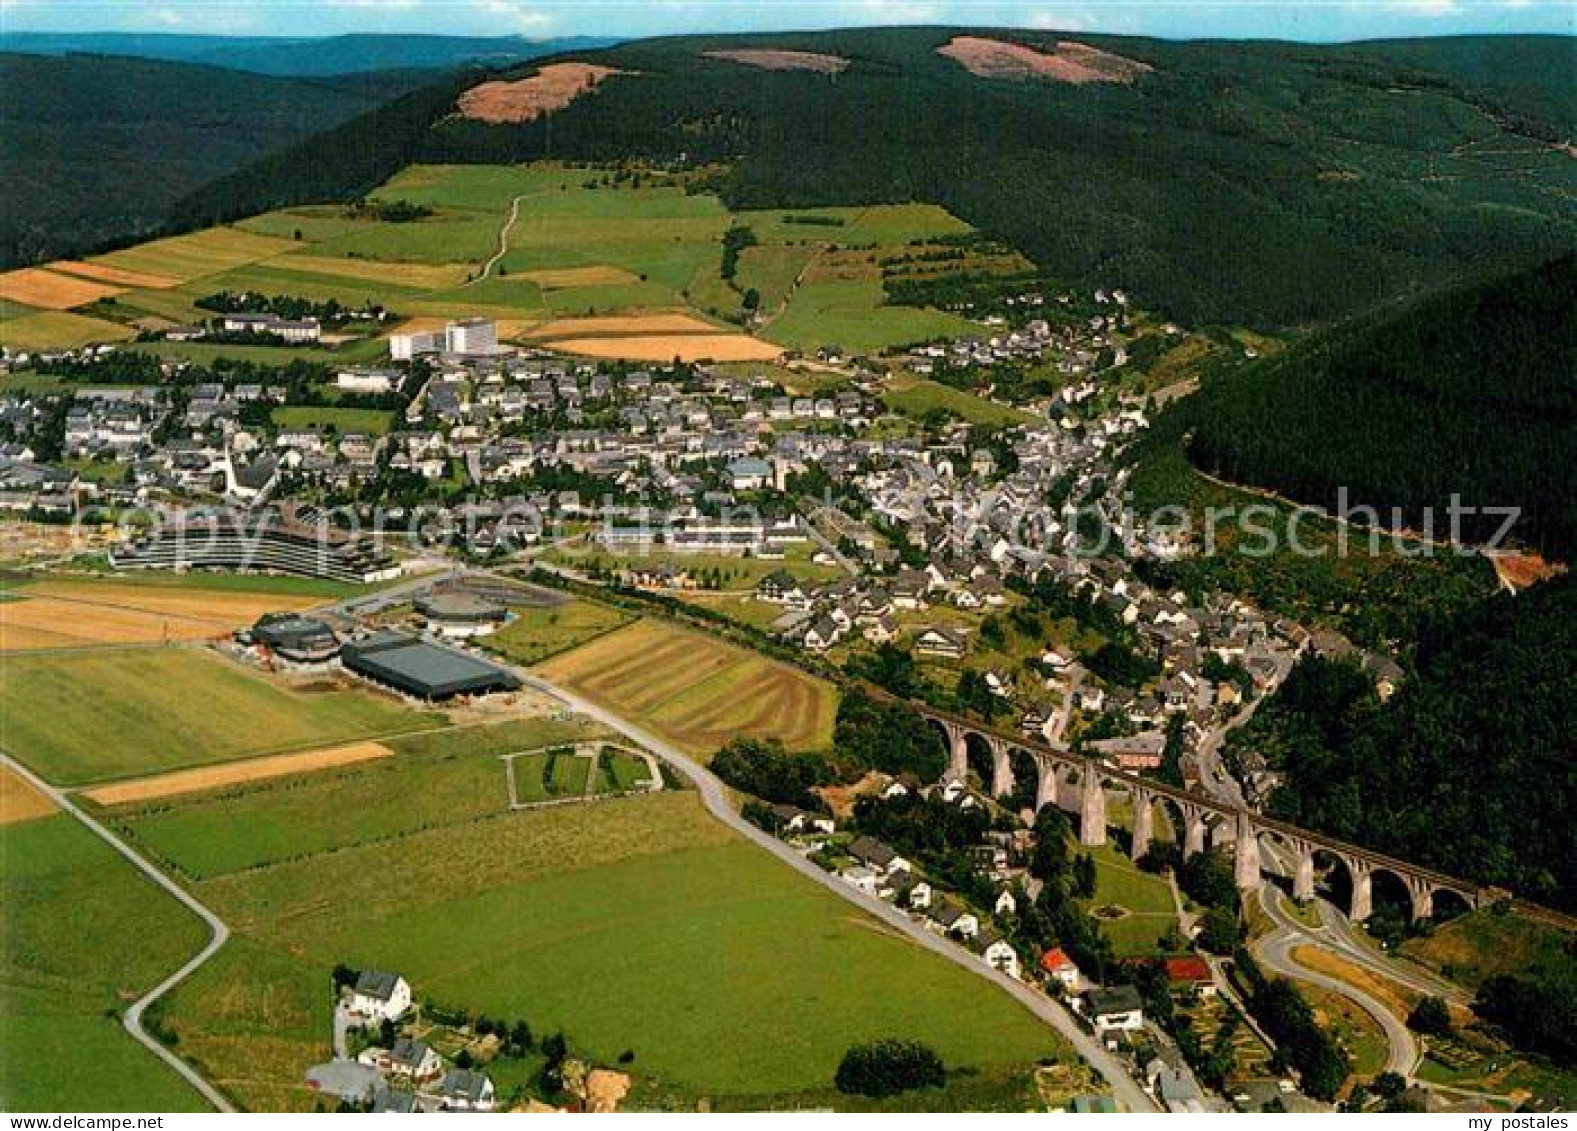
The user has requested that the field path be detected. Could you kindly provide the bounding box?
[512,664,1158,1112]
[468,192,530,286]
[0,753,233,1112]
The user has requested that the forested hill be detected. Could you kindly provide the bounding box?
[0,33,616,76]
[1175,254,1577,558]
[1247,572,1577,911]
[0,53,429,266]
[172,27,1577,328]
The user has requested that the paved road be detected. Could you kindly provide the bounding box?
[470,192,528,284]
[513,670,1159,1112]
[1314,901,1469,1005]
[2,754,234,1112]
[1255,884,1418,1078]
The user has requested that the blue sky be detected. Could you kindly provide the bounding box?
[1,0,1572,42]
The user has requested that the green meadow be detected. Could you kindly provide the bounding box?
[154,779,1067,1109]
[1,814,210,1111]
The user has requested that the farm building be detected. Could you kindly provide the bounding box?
[340,631,521,700]
[246,612,340,662]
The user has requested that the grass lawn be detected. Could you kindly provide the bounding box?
[271,404,394,436]
[1081,844,1180,958]
[163,792,1067,1109]
[0,649,442,785]
[537,619,837,757]
[1,815,211,1111]
[481,596,632,665]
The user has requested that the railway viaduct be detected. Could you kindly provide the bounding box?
[913,702,1495,925]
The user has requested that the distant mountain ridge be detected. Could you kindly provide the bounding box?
[0,52,427,264]
[0,32,617,76]
[175,27,1577,329]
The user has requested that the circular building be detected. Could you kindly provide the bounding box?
[414,591,508,639]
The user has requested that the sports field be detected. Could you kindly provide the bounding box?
[156,788,1064,1109]
[1,814,210,1111]
[0,648,441,785]
[537,618,837,756]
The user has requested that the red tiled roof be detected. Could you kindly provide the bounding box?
[1040,947,1076,972]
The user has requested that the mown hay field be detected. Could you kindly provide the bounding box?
[82,740,395,808]
[537,618,836,756]
[0,648,441,785]
[0,579,322,652]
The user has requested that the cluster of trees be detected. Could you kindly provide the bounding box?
[1233,951,1349,1101]
[1476,958,1577,1066]
[711,737,831,809]
[344,197,433,223]
[833,686,947,780]
[718,223,757,282]
[834,1039,945,1097]
[1251,575,1576,909]
[195,289,390,326]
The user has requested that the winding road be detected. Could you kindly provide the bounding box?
[1,754,234,1112]
[468,192,529,285]
[1254,883,1418,1078]
[512,668,1159,1112]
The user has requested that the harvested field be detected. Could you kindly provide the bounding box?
[82,741,394,807]
[0,766,55,826]
[531,312,720,337]
[546,333,783,362]
[457,63,627,125]
[703,49,849,74]
[938,36,1153,84]
[537,618,835,756]
[48,260,179,289]
[0,597,228,650]
[264,253,470,290]
[0,268,124,311]
[0,311,135,351]
[522,266,641,288]
[0,581,322,651]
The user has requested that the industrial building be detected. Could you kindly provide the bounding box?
[340,631,521,700]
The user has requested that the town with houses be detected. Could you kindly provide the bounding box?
[0,282,1497,1116]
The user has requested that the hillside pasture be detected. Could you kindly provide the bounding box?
[537,618,836,756]
[483,596,633,665]
[48,260,179,289]
[0,649,440,785]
